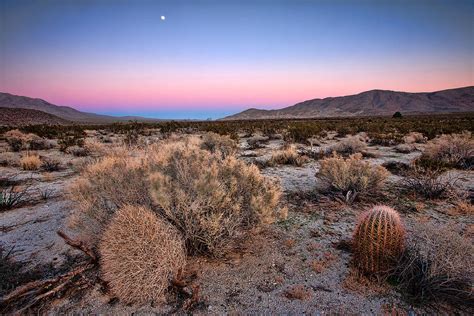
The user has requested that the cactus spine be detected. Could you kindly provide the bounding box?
[352,205,405,275]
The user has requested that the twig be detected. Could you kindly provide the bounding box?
[57,230,98,262]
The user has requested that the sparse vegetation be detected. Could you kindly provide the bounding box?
[327,136,367,156]
[200,132,238,158]
[421,131,473,169]
[0,177,30,211]
[267,144,308,166]
[99,205,186,305]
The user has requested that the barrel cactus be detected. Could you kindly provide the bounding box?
[352,205,405,275]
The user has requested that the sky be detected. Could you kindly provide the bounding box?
[0,0,473,119]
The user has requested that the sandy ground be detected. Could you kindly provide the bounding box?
[1,134,472,314]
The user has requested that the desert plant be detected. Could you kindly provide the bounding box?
[20,154,41,171]
[148,142,286,256]
[69,152,152,247]
[99,205,186,305]
[352,205,405,275]
[200,132,238,158]
[394,223,473,310]
[0,177,30,211]
[422,131,473,169]
[0,152,19,167]
[401,162,458,199]
[268,145,308,167]
[4,129,28,152]
[246,136,269,149]
[394,144,415,153]
[403,132,426,144]
[41,158,62,172]
[327,136,367,156]
[317,153,389,200]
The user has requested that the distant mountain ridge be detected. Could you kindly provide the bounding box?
[0,107,71,126]
[223,86,474,120]
[0,92,162,123]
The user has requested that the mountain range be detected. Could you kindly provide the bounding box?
[0,86,473,125]
[223,86,474,120]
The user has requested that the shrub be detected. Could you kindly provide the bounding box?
[268,145,308,167]
[401,163,457,199]
[99,205,186,305]
[422,131,473,169]
[393,111,403,118]
[0,177,29,211]
[149,143,285,256]
[394,223,473,309]
[352,205,405,275]
[403,132,426,144]
[20,154,41,171]
[200,132,238,158]
[69,152,152,248]
[4,130,28,151]
[0,152,19,167]
[327,136,367,156]
[247,136,269,149]
[41,158,62,172]
[317,153,389,200]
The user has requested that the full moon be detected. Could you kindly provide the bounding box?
[161,15,166,21]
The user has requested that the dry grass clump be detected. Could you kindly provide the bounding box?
[247,135,269,149]
[327,136,367,156]
[403,132,426,144]
[283,284,312,300]
[20,154,41,171]
[0,152,19,167]
[200,132,238,158]
[352,205,405,276]
[69,152,152,247]
[149,142,286,256]
[395,223,473,309]
[99,205,186,305]
[317,153,389,200]
[422,131,473,169]
[3,130,52,151]
[268,145,308,167]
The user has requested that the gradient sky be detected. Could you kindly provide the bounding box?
[1,0,473,119]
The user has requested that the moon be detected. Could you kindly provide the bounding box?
[161,15,166,21]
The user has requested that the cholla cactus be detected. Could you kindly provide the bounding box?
[352,205,405,275]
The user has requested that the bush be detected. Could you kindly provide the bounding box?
[149,142,286,256]
[41,158,62,172]
[317,153,389,200]
[200,132,238,158]
[4,130,28,151]
[66,145,90,157]
[403,132,426,144]
[0,152,19,167]
[393,111,403,118]
[352,205,405,276]
[247,136,269,149]
[69,152,152,247]
[0,177,29,211]
[99,205,186,305]
[268,145,308,167]
[401,163,457,199]
[328,136,367,156]
[394,224,473,309]
[422,131,473,169]
[20,155,41,171]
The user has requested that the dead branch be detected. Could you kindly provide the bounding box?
[57,230,98,262]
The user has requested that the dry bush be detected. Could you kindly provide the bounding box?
[99,205,186,305]
[4,130,28,152]
[200,132,238,158]
[352,205,405,276]
[403,132,426,144]
[149,142,286,256]
[327,136,367,156]
[422,131,473,169]
[83,139,107,156]
[268,145,308,167]
[247,136,269,149]
[394,144,415,153]
[0,176,30,211]
[41,157,62,172]
[401,163,458,200]
[447,201,474,216]
[394,223,473,310]
[317,153,389,200]
[69,152,152,248]
[66,145,90,157]
[20,154,41,171]
[283,284,312,300]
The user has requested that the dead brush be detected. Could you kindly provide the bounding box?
[327,136,367,156]
[317,153,389,202]
[20,154,41,171]
[267,144,308,167]
[393,223,473,311]
[400,162,460,200]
